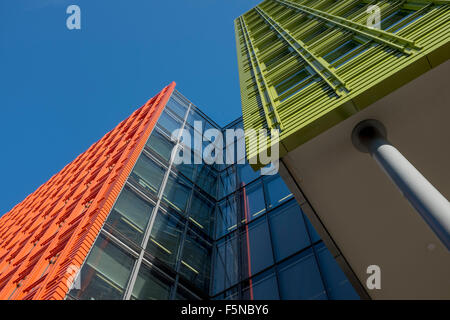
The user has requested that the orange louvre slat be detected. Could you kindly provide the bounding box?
[0,82,175,300]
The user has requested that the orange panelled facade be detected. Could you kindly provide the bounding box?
[0,83,175,300]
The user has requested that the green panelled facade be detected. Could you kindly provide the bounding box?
[235,0,450,167]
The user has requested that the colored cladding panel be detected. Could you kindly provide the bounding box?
[0,82,175,300]
[235,0,450,168]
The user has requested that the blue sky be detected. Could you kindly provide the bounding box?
[0,0,261,215]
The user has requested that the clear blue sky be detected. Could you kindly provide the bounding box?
[0,0,261,215]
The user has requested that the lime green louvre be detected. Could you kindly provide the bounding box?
[235,0,450,168]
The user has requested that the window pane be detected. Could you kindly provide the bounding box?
[146,208,184,268]
[69,235,135,300]
[163,173,192,214]
[158,109,182,135]
[166,94,189,120]
[242,269,279,300]
[212,233,239,295]
[381,9,414,30]
[278,249,327,300]
[323,40,361,64]
[215,196,238,239]
[146,127,175,163]
[217,167,237,199]
[242,181,266,222]
[314,243,360,300]
[269,201,310,262]
[173,146,197,182]
[241,216,273,278]
[131,264,172,300]
[180,229,212,292]
[195,164,218,198]
[130,154,165,196]
[106,186,154,244]
[264,175,293,209]
[189,190,215,237]
[275,68,311,96]
[238,163,260,186]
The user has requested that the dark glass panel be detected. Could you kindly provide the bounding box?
[106,185,154,245]
[314,243,360,300]
[278,249,327,300]
[146,208,184,268]
[269,201,310,262]
[131,264,172,300]
[69,235,135,300]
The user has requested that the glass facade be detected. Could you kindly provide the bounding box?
[67,90,359,300]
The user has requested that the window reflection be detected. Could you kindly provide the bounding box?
[146,127,175,163]
[189,190,215,237]
[241,216,273,278]
[264,175,293,209]
[163,173,192,214]
[69,234,135,300]
[130,153,165,196]
[278,248,327,300]
[146,208,184,268]
[215,196,238,239]
[269,201,310,262]
[241,181,266,222]
[238,163,260,186]
[242,269,279,300]
[195,164,218,199]
[106,185,154,245]
[180,229,212,292]
[166,94,189,120]
[131,264,173,300]
[213,233,239,295]
[314,243,360,300]
[158,109,183,136]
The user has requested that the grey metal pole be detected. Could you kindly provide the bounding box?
[352,120,450,251]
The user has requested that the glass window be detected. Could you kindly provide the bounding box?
[158,109,183,136]
[130,153,165,196]
[238,163,260,186]
[173,146,197,182]
[146,208,184,268]
[217,167,237,199]
[275,68,311,96]
[145,127,175,163]
[106,185,154,245]
[241,216,273,278]
[180,229,212,292]
[241,181,266,222]
[187,108,205,128]
[215,196,238,239]
[242,269,279,300]
[162,173,192,214]
[303,25,328,44]
[212,233,240,295]
[269,201,311,262]
[189,190,215,237]
[69,234,135,300]
[278,249,327,300]
[264,175,293,209]
[323,40,362,65]
[342,3,365,18]
[131,264,172,300]
[381,9,414,31]
[314,243,360,300]
[166,95,189,120]
[195,164,218,199]
[175,285,199,300]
